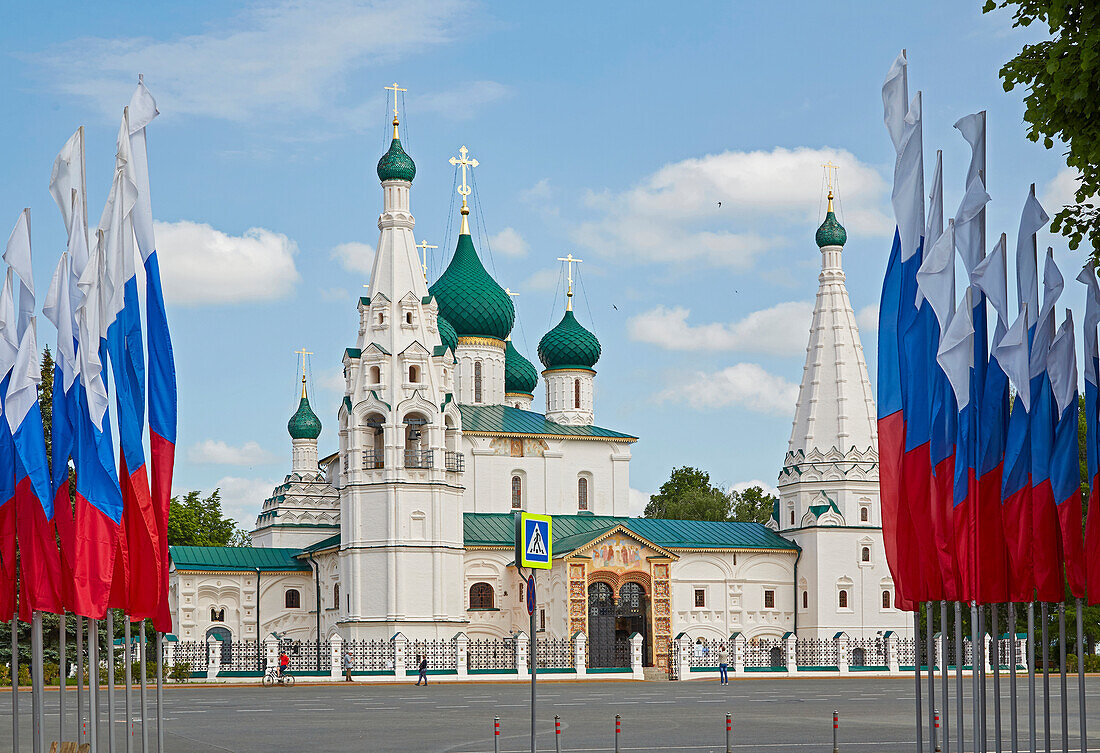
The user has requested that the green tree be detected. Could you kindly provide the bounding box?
[38,346,54,461]
[983,1,1100,257]
[167,489,249,547]
[644,467,731,521]
[730,485,779,525]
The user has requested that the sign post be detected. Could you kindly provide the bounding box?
[515,512,552,753]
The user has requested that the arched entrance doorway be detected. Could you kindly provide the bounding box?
[206,626,232,663]
[587,582,650,668]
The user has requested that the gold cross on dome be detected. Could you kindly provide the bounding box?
[822,161,839,193]
[384,82,407,118]
[416,240,437,282]
[449,145,479,200]
[505,288,519,298]
[556,253,583,309]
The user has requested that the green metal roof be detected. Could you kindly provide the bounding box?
[299,534,340,554]
[816,209,847,248]
[462,513,798,552]
[345,347,361,359]
[457,404,636,441]
[539,309,600,371]
[428,233,514,341]
[288,390,322,440]
[438,315,458,355]
[504,339,537,395]
[376,137,416,183]
[170,546,311,572]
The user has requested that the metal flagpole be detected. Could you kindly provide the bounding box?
[942,601,950,753]
[1057,605,1067,753]
[1074,600,1085,753]
[973,603,982,753]
[956,602,965,753]
[928,603,937,753]
[1029,603,1037,753]
[124,621,132,753]
[1009,602,1018,753]
[32,611,44,753]
[139,620,149,753]
[155,633,164,753]
[89,618,99,753]
[13,613,20,753]
[107,611,116,753]
[1042,602,1051,753]
[60,614,66,747]
[76,615,84,744]
[993,604,1002,753]
[915,606,924,751]
[979,606,988,753]
[530,573,537,753]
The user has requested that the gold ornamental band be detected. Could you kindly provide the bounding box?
[457,336,505,350]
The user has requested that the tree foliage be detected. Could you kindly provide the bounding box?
[167,489,249,547]
[984,1,1100,257]
[643,466,777,524]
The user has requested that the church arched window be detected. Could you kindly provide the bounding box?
[511,475,522,509]
[802,591,808,609]
[474,362,483,403]
[369,365,381,384]
[574,378,581,409]
[285,589,301,609]
[333,583,340,609]
[577,477,588,511]
[861,547,870,563]
[882,590,891,609]
[409,365,420,383]
[838,590,848,609]
[860,507,869,522]
[470,582,495,609]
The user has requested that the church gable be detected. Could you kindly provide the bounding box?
[569,525,678,566]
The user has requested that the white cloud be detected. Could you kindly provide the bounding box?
[415,80,511,120]
[154,220,299,304]
[332,241,375,274]
[523,268,561,292]
[187,440,276,466]
[489,227,529,258]
[319,287,351,302]
[576,147,891,268]
[213,476,281,529]
[658,363,799,415]
[628,488,650,517]
[36,0,469,122]
[730,479,780,498]
[856,304,879,333]
[1041,167,1084,213]
[628,302,812,355]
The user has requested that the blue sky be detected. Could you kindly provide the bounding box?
[0,1,1080,526]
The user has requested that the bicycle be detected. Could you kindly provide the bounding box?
[262,666,295,687]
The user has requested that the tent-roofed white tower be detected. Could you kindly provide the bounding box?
[772,188,908,640]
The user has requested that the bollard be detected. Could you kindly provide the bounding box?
[726,712,732,753]
[615,714,622,753]
[555,715,561,753]
[833,710,839,753]
[934,710,941,753]
[493,716,500,753]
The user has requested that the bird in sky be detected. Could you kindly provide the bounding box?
[717,201,722,208]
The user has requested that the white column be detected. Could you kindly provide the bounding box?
[630,633,644,680]
[454,633,468,678]
[264,637,278,673]
[785,633,798,674]
[330,634,343,680]
[732,634,746,675]
[676,634,692,681]
[885,632,900,673]
[206,637,220,678]
[515,631,530,679]
[836,633,849,674]
[392,633,407,680]
[573,633,587,677]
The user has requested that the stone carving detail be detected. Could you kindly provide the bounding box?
[568,562,588,636]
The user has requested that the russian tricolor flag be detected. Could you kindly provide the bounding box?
[0,270,20,621]
[1081,264,1100,606]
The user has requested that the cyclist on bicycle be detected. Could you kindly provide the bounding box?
[278,651,290,678]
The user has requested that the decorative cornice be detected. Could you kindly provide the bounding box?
[457,336,506,350]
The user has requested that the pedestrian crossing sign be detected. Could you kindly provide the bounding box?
[515,512,552,569]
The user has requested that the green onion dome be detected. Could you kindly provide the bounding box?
[288,380,322,440]
[376,121,416,183]
[505,339,538,395]
[538,308,601,371]
[815,192,847,248]
[428,233,515,341]
[437,315,458,355]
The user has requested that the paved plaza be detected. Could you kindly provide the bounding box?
[2,676,1099,753]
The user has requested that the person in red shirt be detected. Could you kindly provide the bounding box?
[278,651,290,678]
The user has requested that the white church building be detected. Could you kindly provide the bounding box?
[167,109,910,676]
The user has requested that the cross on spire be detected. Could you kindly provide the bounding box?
[384,82,407,118]
[449,145,479,234]
[416,240,437,283]
[294,348,314,397]
[557,254,583,311]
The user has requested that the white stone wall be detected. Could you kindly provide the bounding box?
[455,341,506,406]
[169,568,315,643]
[543,369,594,426]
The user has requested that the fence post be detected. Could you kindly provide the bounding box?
[264,636,278,675]
[630,632,644,679]
[884,631,900,673]
[207,636,221,678]
[515,631,530,679]
[731,633,745,676]
[784,632,798,674]
[676,633,692,680]
[329,633,343,680]
[836,632,849,674]
[163,637,176,668]
[983,632,994,674]
[1015,633,1027,671]
[454,633,468,677]
[392,632,407,681]
[573,632,587,677]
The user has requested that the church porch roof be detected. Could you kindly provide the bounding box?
[170,546,311,572]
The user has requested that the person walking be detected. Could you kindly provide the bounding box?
[717,645,730,685]
[343,647,354,682]
[415,655,428,686]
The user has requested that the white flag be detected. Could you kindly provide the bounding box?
[926,149,944,249]
[1047,311,1077,415]
[994,305,1031,412]
[0,269,19,384]
[938,286,975,409]
[1016,185,1049,318]
[972,234,1009,344]
[4,210,34,339]
[1030,250,1063,379]
[955,111,987,189]
[916,219,955,334]
[128,81,159,260]
[882,52,925,262]
[1079,264,1100,384]
[43,251,78,393]
[49,129,85,236]
[953,175,991,277]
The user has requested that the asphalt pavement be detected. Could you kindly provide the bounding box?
[1,675,1098,752]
